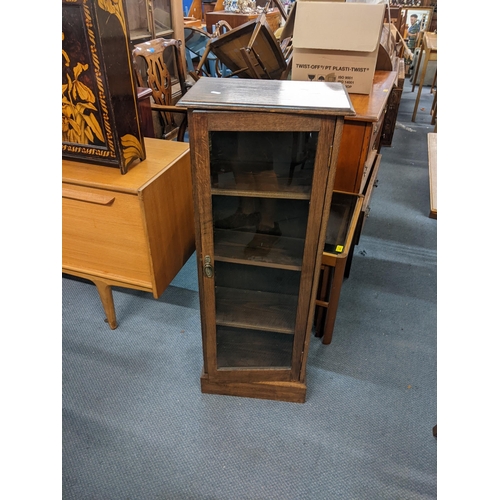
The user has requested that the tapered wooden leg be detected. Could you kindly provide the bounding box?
[412,51,430,122]
[94,280,118,330]
[411,47,424,92]
[322,257,347,345]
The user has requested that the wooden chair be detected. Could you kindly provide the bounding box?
[184,26,218,77]
[315,191,364,345]
[185,22,232,81]
[208,11,289,80]
[132,38,189,142]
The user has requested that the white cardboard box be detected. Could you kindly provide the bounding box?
[291,1,386,94]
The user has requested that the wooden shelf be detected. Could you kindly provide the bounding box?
[214,229,304,270]
[216,326,294,369]
[211,187,311,200]
[216,286,297,334]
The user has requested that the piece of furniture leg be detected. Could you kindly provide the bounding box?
[314,191,364,343]
[412,33,437,122]
[321,257,348,345]
[94,280,118,330]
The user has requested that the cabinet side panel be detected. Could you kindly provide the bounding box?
[290,117,340,379]
[299,118,345,382]
[140,150,196,298]
[333,121,368,193]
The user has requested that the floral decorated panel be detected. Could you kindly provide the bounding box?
[62,0,145,173]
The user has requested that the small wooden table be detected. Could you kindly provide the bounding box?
[412,32,437,122]
[315,191,364,344]
[205,8,281,34]
[62,138,195,329]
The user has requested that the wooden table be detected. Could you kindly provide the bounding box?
[412,32,437,122]
[62,138,195,329]
[205,8,281,34]
[315,191,364,344]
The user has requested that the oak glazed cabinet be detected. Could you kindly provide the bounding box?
[178,78,354,402]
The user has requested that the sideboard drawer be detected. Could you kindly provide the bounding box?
[62,183,152,288]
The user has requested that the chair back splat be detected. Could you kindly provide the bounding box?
[132,38,188,141]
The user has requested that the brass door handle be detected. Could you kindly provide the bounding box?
[204,255,213,278]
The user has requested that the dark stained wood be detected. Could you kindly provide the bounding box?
[216,287,297,333]
[214,229,305,270]
[187,79,351,401]
[200,373,307,403]
[137,87,155,138]
[216,327,293,367]
[208,14,286,79]
[178,78,355,116]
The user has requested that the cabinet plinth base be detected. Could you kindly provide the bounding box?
[200,374,306,403]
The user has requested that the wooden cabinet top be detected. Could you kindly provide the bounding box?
[178,78,355,116]
[348,70,398,123]
[62,138,190,193]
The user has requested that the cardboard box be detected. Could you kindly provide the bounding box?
[291,1,386,94]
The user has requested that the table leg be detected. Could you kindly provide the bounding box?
[411,47,424,93]
[94,280,118,330]
[315,265,331,338]
[322,257,347,345]
[412,49,430,122]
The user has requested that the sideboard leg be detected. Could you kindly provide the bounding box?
[94,280,118,330]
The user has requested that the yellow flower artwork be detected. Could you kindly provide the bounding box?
[62,33,105,145]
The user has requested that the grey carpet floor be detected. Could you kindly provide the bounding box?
[62,77,437,499]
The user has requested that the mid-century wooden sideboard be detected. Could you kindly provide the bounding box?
[62,138,195,329]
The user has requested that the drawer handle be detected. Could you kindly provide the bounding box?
[62,187,115,206]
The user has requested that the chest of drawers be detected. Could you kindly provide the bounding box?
[333,70,397,196]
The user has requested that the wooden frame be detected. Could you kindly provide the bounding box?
[402,7,434,34]
[62,0,145,174]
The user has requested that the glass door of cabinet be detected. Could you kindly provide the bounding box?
[152,0,173,38]
[125,0,153,42]
[195,113,335,380]
[125,0,173,42]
